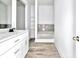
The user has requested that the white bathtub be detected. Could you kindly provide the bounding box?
[37,31,54,39]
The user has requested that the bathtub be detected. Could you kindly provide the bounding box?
[37,31,54,39]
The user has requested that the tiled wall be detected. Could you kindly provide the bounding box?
[38,24,54,32]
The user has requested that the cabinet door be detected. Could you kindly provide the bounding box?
[0,38,15,56]
[20,40,26,58]
[0,47,16,58]
[20,35,29,58]
[21,37,28,57]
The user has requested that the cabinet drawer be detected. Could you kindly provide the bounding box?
[14,33,27,44]
[0,36,21,55]
[0,38,15,56]
[13,42,22,58]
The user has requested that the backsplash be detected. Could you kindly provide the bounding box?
[0,24,11,29]
[38,24,54,32]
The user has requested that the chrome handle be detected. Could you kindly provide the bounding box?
[73,36,79,41]
[15,39,20,43]
[14,49,20,54]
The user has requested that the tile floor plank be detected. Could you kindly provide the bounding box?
[25,39,60,58]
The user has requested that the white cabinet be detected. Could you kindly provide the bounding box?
[0,37,15,56]
[0,31,29,58]
[1,40,22,58]
[1,47,16,58]
[20,39,26,58]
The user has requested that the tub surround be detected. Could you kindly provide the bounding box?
[35,24,54,42]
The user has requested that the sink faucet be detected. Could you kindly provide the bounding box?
[9,28,15,32]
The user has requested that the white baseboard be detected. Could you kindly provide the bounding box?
[55,43,65,58]
[35,39,54,43]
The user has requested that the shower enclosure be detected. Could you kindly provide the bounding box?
[35,0,54,42]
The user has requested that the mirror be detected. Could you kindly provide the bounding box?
[0,0,12,29]
[16,0,25,30]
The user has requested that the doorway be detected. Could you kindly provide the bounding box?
[35,0,54,42]
[16,0,25,30]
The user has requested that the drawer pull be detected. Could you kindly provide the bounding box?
[14,49,20,54]
[15,39,20,43]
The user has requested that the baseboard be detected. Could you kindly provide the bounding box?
[35,39,54,43]
[55,43,65,58]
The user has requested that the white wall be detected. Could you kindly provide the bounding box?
[26,1,31,30]
[76,0,79,58]
[0,2,7,24]
[38,5,54,24]
[31,5,35,17]
[55,0,75,58]
[30,5,35,38]
[12,0,17,28]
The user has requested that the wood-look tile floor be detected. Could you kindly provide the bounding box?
[25,39,60,58]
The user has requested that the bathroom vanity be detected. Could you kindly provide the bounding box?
[0,30,29,58]
[0,0,29,58]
